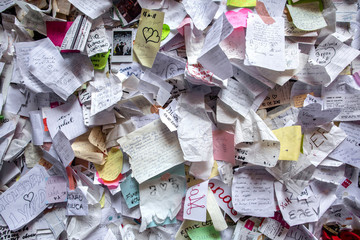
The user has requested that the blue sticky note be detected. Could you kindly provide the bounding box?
[120,177,140,209]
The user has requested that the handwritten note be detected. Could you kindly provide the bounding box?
[68,0,112,19]
[219,78,255,117]
[297,103,340,129]
[120,177,139,209]
[90,75,123,116]
[14,39,52,93]
[245,13,286,71]
[232,168,276,217]
[274,181,319,226]
[86,19,110,57]
[182,0,219,31]
[0,165,49,231]
[187,224,221,240]
[287,2,327,31]
[159,100,179,132]
[209,179,240,222]
[94,148,123,181]
[150,51,186,80]
[46,176,67,204]
[183,180,208,222]
[29,38,83,101]
[133,9,164,68]
[329,122,360,168]
[212,130,235,164]
[308,35,360,86]
[67,187,88,216]
[139,173,186,231]
[118,119,184,184]
[52,130,75,167]
[43,96,88,140]
[0,0,14,12]
[198,13,233,80]
[303,124,346,166]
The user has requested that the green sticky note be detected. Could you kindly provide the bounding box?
[227,0,256,7]
[287,0,323,10]
[161,24,170,41]
[90,50,110,70]
[187,225,221,240]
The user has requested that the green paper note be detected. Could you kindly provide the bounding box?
[90,50,110,70]
[227,0,256,7]
[187,225,221,240]
[162,24,170,40]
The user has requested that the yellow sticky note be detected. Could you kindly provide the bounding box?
[95,148,123,181]
[272,126,302,161]
[99,192,106,208]
[227,0,256,7]
[133,9,164,68]
[90,50,110,70]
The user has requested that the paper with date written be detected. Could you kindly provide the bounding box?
[29,38,84,101]
[0,165,49,231]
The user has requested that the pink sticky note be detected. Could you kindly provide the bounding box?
[225,9,253,28]
[212,130,235,164]
[46,21,73,47]
[96,172,123,189]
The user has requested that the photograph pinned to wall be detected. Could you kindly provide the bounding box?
[112,29,133,63]
[112,0,142,26]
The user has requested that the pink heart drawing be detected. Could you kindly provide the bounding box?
[142,27,160,44]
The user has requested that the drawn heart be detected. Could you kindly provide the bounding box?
[314,47,336,66]
[160,182,167,191]
[272,94,277,99]
[142,27,160,44]
[23,192,34,203]
[166,63,184,79]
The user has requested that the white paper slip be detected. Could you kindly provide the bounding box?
[183,180,208,222]
[245,13,286,71]
[117,119,184,184]
[232,168,276,217]
[43,96,88,141]
[0,165,50,231]
[68,0,112,19]
[61,15,92,52]
[29,38,84,101]
[14,39,52,93]
[182,0,219,31]
[329,122,360,168]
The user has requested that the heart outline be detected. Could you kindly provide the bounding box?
[160,182,167,191]
[142,27,160,44]
[23,192,34,204]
